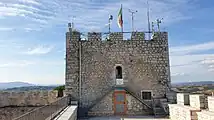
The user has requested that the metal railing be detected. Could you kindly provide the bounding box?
[13,96,69,120]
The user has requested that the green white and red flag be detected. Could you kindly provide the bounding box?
[117,5,123,29]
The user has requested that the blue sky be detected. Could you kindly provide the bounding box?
[0,0,214,85]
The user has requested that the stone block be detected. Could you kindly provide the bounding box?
[109,32,123,40]
[71,31,81,40]
[169,104,201,120]
[197,110,214,120]
[88,32,102,41]
[131,32,145,40]
[152,32,168,41]
[177,93,190,105]
[190,94,205,109]
[208,96,214,112]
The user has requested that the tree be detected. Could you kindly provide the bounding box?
[54,85,65,97]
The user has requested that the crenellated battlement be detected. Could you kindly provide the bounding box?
[131,32,145,40]
[88,32,102,41]
[66,31,168,41]
[66,31,168,42]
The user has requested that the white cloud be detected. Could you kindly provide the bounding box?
[0,6,34,17]
[0,0,199,31]
[170,41,214,55]
[169,41,214,82]
[209,65,214,68]
[0,60,34,67]
[18,0,41,5]
[0,27,14,31]
[24,45,54,55]
[171,72,186,77]
[208,68,214,72]
[24,27,41,32]
[201,59,214,64]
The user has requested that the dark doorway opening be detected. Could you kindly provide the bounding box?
[116,66,122,79]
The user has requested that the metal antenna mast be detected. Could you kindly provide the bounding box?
[71,16,76,31]
[108,15,113,33]
[128,9,138,32]
[156,18,163,32]
[147,0,151,39]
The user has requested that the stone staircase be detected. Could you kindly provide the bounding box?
[80,86,170,117]
[123,87,152,110]
[152,98,168,118]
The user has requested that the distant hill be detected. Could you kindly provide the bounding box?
[0,82,35,89]
[4,86,59,91]
[172,81,214,87]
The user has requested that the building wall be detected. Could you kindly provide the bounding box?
[88,91,152,116]
[0,90,58,107]
[65,31,170,115]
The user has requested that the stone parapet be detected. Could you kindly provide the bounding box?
[169,104,201,120]
[177,93,190,105]
[131,32,145,40]
[190,94,205,109]
[197,110,214,120]
[208,96,214,112]
[109,32,123,40]
[88,32,102,41]
[0,90,58,107]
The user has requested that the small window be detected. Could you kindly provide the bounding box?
[116,66,122,79]
[141,91,152,100]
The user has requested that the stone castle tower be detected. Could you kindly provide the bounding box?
[65,23,171,117]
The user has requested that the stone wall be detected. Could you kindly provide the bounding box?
[177,93,190,105]
[169,104,201,120]
[89,91,114,116]
[0,106,38,120]
[197,110,214,120]
[0,90,58,107]
[190,94,206,109]
[126,93,152,115]
[65,31,170,116]
[88,90,152,116]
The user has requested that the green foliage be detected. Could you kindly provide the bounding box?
[54,85,65,91]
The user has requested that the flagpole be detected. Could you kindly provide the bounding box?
[109,18,110,33]
[147,0,151,40]
[121,4,123,33]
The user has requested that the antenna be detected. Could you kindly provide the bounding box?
[72,16,76,31]
[108,15,113,33]
[128,9,138,32]
[68,23,72,32]
[151,22,155,39]
[156,18,163,32]
[68,15,76,31]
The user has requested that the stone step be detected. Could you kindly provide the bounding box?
[154,107,166,115]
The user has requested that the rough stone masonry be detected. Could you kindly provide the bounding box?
[65,27,171,117]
